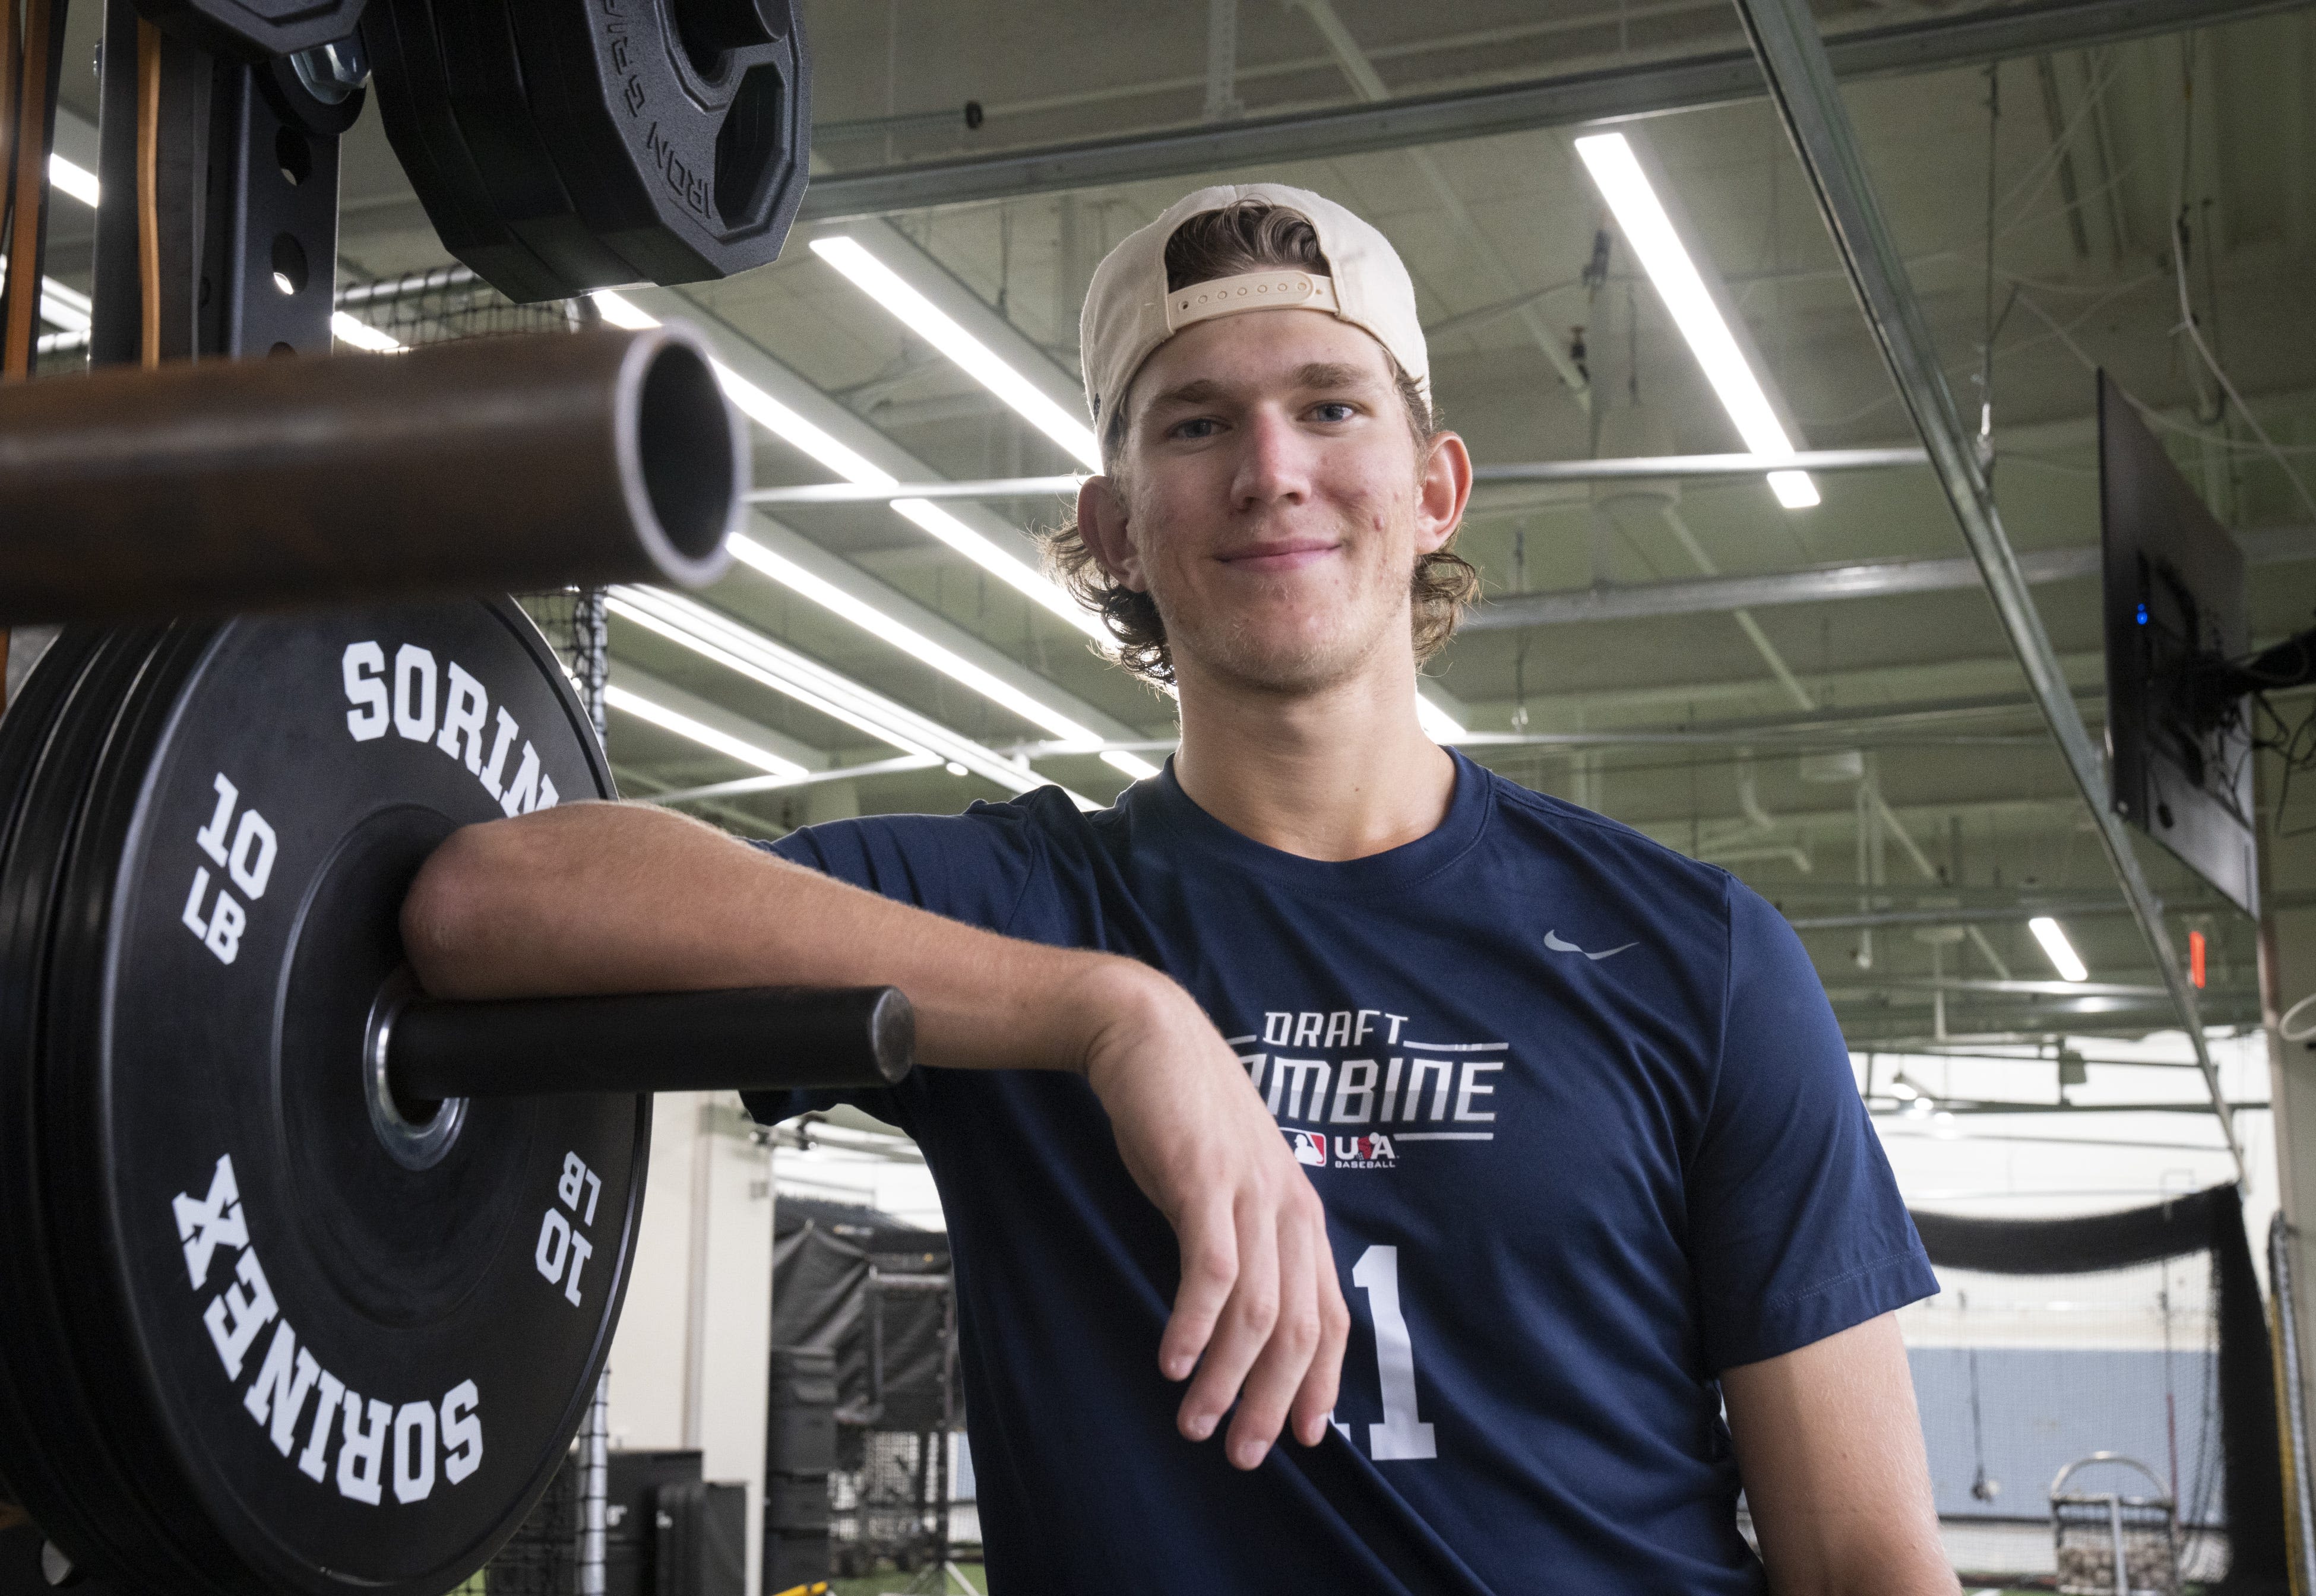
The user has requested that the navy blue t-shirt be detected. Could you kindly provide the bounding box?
[747,753,1933,1594]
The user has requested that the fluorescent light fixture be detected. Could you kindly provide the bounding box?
[605,683,810,779]
[1102,749,1162,780]
[887,498,1108,639]
[2028,917,2089,983]
[1573,133,1820,510]
[0,262,91,331]
[48,154,98,207]
[604,585,1099,809]
[331,312,406,353]
[36,275,89,332]
[727,533,1102,746]
[591,290,1108,642]
[590,289,660,331]
[810,236,1102,471]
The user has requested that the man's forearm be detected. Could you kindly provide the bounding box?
[1723,1316,1961,1596]
[400,800,1159,1075]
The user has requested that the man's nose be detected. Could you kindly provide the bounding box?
[1231,407,1315,509]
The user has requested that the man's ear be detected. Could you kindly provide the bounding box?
[1413,430,1474,557]
[1075,473,1148,593]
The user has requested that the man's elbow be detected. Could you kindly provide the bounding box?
[400,818,531,999]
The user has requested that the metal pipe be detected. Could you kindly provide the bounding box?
[1467,528,2316,628]
[0,324,738,625]
[578,1371,609,1596]
[1730,0,2245,1183]
[384,985,915,1101]
[332,264,481,308]
[2273,1214,2316,1596]
[742,448,1929,506]
[1791,902,2132,932]
[796,0,2308,221]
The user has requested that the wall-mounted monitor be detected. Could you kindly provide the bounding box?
[2099,372,2257,917]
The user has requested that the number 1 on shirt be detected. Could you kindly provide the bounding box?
[1352,1244,1437,1461]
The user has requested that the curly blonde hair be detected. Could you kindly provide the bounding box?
[1043,200,1478,687]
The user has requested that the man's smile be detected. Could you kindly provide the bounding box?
[1216,537,1343,573]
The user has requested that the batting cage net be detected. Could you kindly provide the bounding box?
[335,266,600,350]
[1900,1186,2287,1594]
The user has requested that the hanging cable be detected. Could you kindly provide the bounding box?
[1979,62,1999,449]
[2165,36,2316,519]
[136,17,160,370]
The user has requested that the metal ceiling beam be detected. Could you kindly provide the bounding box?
[798,0,2312,221]
[1730,0,2245,1182]
[745,446,1931,506]
[1468,522,2316,628]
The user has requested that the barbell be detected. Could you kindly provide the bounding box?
[0,599,910,1594]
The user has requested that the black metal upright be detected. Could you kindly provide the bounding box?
[88,1,348,365]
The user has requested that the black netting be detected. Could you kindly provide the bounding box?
[448,1448,580,1595]
[1904,1186,2287,1594]
[334,268,599,349]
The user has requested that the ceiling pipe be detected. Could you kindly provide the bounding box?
[745,446,1931,505]
[1467,524,2316,629]
[796,0,2308,221]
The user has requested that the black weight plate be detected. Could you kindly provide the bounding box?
[37,601,645,1596]
[360,0,572,305]
[0,625,232,1588]
[428,0,643,298]
[510,0,812,288]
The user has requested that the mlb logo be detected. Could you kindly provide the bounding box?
[1284,1129,1327,1167]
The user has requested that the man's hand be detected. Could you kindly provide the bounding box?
[1073,961,1350,1469]
[1722,1313,1960,1596]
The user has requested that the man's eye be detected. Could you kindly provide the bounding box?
[1171,417,1223,440]
[1310,402,1358,423]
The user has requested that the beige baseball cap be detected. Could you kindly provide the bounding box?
[1078,182,1429,444]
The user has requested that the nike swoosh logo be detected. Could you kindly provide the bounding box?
[1545,929,1639,961]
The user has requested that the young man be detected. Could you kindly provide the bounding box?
[404,184,1959,1594]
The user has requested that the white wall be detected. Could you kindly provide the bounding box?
[606,1092,775,1595]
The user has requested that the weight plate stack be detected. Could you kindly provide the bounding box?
[359,0,573,305]
[431,0,641,297]
[363,0,811,303]
[0,601,647,1595]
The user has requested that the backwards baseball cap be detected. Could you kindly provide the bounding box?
[1078,182,1429,441]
